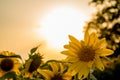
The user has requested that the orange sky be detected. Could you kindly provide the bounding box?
[0,0,95,61]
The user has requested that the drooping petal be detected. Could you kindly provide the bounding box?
[59,63,64,73]
[37,69,53,80]
[63,72,73,80]
[49,62,58,74]
[76,62,89,79]
[94,56,104,71]
[69,61,81,71]
[65,56,79,62]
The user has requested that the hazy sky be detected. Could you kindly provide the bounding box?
[0,0,95,61]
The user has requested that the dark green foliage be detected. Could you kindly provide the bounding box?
[30,46,39,54]
[0,54,22,59]
[93,63,120,80]
[0,71,17,80]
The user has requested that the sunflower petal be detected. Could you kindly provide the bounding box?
[69,42,80,50]
[68,35,81,47]
[61,50,77,57]
[65,56,79,62]
[64,44,70,49]
[84,31,89,45]
[75,62,89,79]
[96,49,114,56]
[59,63,64,73]
[63,72,73,80]
[95,38,107,49]
[94,56,104,71]
[89,33,96,46]
[49,62,58,74]
[37,69,53,80]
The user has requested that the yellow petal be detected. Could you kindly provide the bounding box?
[64,44,80,52]
[68,62,80,75]
[61,50,77,57]
[64,44,70,49]
[96,49,114,56]
[37,69,53,80]
[69,47,79,54]
[95,38,107,49]
[68,35,81,47]
[63,72,72,80]
[69,42,80,50]
[84,30,89,45]
[76,62,89,79]
[88,33,96,46]
[65,56,79,62]
[59,63,64,73]
[92,36,99,47]
[49,62,58,74]
[94,56,104,71]
[69,61,80,71]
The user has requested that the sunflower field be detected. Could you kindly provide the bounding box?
[0,30,119,80]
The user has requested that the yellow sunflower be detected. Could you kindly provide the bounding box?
[24,53,43,78]
[61,31,114,79]
[0,51,21,77]
[38,62,72,80]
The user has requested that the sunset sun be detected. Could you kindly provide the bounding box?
[39,5,87,50]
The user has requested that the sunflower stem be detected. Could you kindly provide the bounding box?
[87,72,91,80]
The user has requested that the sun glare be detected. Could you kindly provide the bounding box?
[39,5,86,50]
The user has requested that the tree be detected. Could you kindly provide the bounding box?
[85,0,120,57]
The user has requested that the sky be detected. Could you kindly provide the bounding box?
[0,0,95,61]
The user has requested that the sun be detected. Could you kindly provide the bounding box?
[39,5,86,50]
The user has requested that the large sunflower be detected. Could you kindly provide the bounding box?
[38,62,72,80]
[0,51,21,77]
[61,31,114,79]
[24,53,43,78]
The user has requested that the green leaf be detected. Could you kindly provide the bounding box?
[30,46,38,54]
[0,71,17,80]
[90,73,97,80]
[9,55,22,60]
[0,55,22,59]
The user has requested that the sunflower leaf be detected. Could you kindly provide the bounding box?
[30,46,38,54]
[0,55,7,58]
[0,71,17,80]
[90,73,97,80]
[0,54,22,59]
[11,55,22,60]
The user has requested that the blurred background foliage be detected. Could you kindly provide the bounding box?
[84,0,120,80]
[85,0,120,57]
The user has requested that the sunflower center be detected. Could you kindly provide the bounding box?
[51,74,64,80]
[0,58,14,72]
[28,58,42,73]
[79,47,95,62]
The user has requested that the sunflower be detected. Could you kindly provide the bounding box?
[0,51,21,77]
[61,31,114,79]
[38,62,72,80]
[24,53,43,78]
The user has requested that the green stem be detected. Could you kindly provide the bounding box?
[87,72,91,80]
